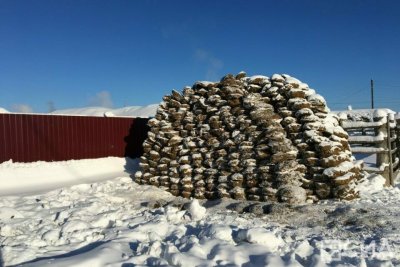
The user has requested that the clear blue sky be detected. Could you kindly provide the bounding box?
[1,0,400,113]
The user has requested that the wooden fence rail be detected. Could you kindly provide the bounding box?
[0,113,149,163]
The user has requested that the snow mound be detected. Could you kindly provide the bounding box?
[239,228,285,252]
[357,174,386,195]
[186,199,206,221]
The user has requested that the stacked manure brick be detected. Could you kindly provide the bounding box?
[135,72,364,204]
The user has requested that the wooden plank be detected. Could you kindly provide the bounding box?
[387,117,394,186]
[350,147,387,154]
[348,139,384,144]
[363,168,385,174]
[342,121,384,129]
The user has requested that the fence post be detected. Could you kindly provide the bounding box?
[386,115,394,186]
[397,118,400,165]
[377,117,390,185]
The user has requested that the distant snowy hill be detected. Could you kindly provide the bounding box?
[0,105,158,117]
[50,104,158,118]
[0,107,10,113]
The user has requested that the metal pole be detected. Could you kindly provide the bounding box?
[371,79,374,109]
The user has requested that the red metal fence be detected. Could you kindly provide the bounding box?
[0,113,149,163]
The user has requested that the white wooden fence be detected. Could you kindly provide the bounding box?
[338,110,399,186]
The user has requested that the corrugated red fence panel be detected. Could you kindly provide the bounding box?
[0,114,149,163]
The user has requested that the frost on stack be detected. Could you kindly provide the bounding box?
[135,72,364,203]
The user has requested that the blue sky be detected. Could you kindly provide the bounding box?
[1,0,400,113]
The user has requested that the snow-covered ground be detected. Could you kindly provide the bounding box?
[0,157,137,196]
[1,158,400,266]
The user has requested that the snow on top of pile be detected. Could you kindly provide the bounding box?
[248,75,270,83]
[194,81,215,87]
[0,107,10,113]
[50,104,158,118]
[271,74,284,81]
[307,94,327,105]
[284,76,302,85]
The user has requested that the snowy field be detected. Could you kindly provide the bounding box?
[0,157,400,267]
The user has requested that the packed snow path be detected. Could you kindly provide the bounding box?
[0,159,399,266]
